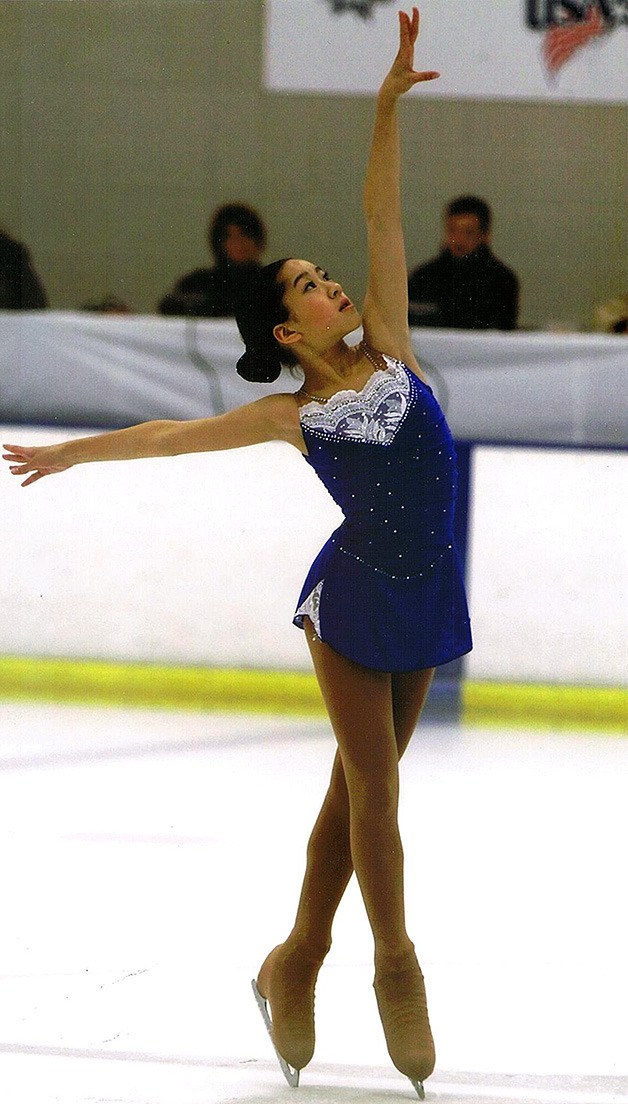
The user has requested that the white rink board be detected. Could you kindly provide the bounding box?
[1,426,626,684]
[467,446,628,685]
[0,428,341,670]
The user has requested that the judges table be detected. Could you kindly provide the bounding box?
[0,311,626,445]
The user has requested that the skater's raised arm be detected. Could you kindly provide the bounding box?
[2,392,304,487]
[362,7,438,376]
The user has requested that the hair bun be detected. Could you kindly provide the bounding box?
[236,347,282,383]
[234,258,295,381]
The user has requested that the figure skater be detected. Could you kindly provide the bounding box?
[3,9,471,1098]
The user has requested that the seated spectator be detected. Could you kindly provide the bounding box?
[0,228,48,310]
[82,295,131,314]
[593,293,628,335]
[158,203,266,318]
[408,196,519,330]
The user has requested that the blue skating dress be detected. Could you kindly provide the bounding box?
[294,353,472,672]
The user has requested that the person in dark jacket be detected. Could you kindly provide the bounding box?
[408,196,519,329]
[0,229,48,310]
[158,203,266,318]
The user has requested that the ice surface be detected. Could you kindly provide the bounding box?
[1,701,627,1103]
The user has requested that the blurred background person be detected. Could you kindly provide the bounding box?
[408,195,519,330]
[158,202,266,318]
[81,295,132,314]
[0,227,48,310]
[593,292,628,335]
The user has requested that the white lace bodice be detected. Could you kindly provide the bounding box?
[298,356,411,445]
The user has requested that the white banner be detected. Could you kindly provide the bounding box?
[265,0,628,103]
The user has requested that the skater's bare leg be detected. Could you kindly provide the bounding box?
[257,621,434,1073]
[260,643,433,957]
[299,626,435,1081]
[304,631,409,954]
[283,650,434,953]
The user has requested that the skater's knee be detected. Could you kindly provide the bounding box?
[345,766,399,817]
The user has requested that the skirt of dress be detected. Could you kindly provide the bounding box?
[294,533,472,673]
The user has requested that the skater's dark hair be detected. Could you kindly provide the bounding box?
[235,259,298,383]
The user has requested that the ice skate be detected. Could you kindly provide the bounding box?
[374,953,435,1093]
[251,977,300,1087]
[253,944,318,1085]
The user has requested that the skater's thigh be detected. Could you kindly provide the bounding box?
[303,619,397,781]
[392,668,435,758]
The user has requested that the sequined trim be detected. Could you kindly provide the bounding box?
[299,357,411,446]
[295,579,324,636]
[338,543,453,581]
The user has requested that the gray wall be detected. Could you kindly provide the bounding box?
[2,0,626,330]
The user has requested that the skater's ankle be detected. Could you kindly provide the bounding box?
[374,938,417,974]
[284,932,331,964]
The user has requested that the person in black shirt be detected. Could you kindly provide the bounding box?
[408,195,519,329]
[0,229,48,310]
[158,203,266,318]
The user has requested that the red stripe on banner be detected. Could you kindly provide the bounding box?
[543,5,606,73]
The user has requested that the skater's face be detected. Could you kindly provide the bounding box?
[273,259,360,354]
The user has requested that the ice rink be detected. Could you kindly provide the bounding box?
[1,699,627,1104]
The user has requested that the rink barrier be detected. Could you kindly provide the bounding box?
[0,656,326,715]
[0,656,626,731]
[463,680,628,733]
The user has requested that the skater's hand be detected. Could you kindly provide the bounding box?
[2,442,72,487]
[379,7,439,101]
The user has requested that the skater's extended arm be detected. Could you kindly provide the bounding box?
[362,7,438,377]
[3,392,303,487]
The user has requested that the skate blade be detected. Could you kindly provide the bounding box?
[251,978,300,1088]
[410,1078,425,1100]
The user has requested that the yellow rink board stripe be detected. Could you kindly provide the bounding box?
[463,680,628,733]
[0,657,626,731]
[0,656,326,716]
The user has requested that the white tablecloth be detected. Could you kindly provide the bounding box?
[1,311,625,446]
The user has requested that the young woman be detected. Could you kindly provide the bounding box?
[3,9,471,1098]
